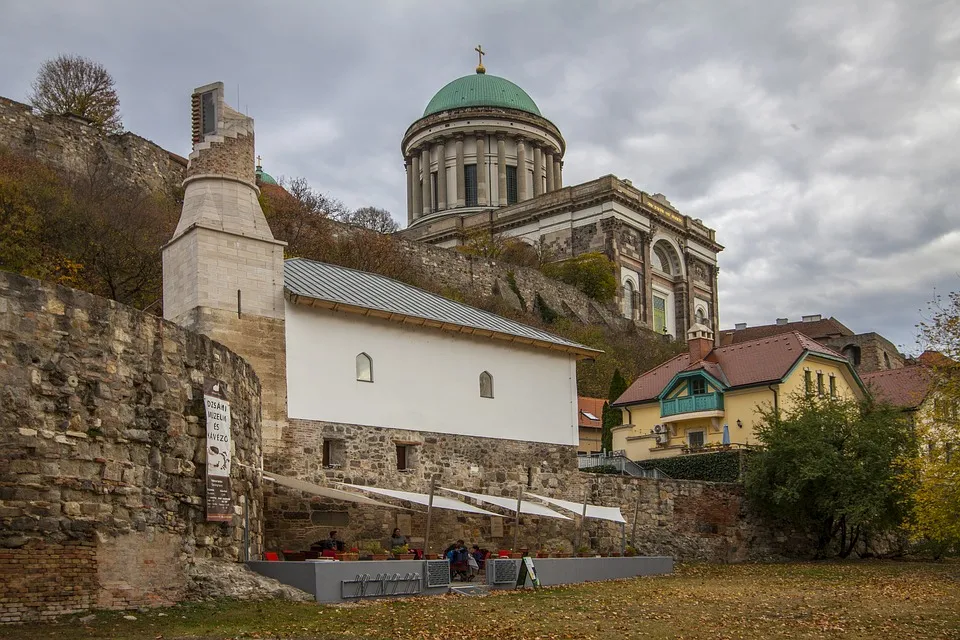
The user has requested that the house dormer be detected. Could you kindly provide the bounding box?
[657,370,726,419]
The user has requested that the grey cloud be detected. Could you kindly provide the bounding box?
[1,0,957,351]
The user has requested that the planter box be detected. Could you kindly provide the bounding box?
[536,552,551,558]
[509,553,523,559]
[578,552,593,557]
[371,554,388,561]
[426,554,439,560]
[395,554,415,560]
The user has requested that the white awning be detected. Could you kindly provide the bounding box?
[526,492,628,523]
[263,471,401,509]
[341,484,501,516]
[441,488,571,520]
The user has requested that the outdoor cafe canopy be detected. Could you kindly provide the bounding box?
[526,492,628,523]
[441,488,572,520]
[262,471,401,509]
[340,484,501,516]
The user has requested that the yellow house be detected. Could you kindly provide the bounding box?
[611,324,865,461]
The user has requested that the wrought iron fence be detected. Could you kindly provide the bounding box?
[577,451,668,478]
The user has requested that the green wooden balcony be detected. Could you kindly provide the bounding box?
[661,392,724,418]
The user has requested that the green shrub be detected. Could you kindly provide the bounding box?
[635,450,745,482]
[540,252,617,302]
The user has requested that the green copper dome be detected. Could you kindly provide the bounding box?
[423,72,542,117]
[256,165,278,186]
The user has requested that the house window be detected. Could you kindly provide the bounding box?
[396,444,408,471]
[356,353,373,382]
[464,164,478,206]
[653,295,667,334]
[691,378,707,395]
[804,370,813,397]
[829,375,837,398]
[322,439,344,468]
[479,371,494,398]
[688,430,705,449]
[506,165,518,204]
[200,90,216,135]
[817,372,824,397]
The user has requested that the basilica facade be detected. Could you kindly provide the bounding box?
[399,56,723,340]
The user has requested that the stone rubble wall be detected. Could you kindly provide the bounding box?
[265,418,813,562]
[391,233,626,328]
[0,95,185,195]
[0,270,263,623]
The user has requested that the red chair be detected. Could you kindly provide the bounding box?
[321,548,337,558]
[264,552,280,561]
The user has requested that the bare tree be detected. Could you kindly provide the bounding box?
[339,206,399,234]
[29,54,122,133]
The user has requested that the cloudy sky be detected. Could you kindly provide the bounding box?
[2,1,958,352]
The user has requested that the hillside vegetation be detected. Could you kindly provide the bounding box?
[0,146,682,396]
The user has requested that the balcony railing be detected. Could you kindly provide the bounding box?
[661,392,724,418]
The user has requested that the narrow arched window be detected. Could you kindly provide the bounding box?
[479,371,494,398]
[356,353,373,382]
[695,307,708,326]
[622,280,635,318]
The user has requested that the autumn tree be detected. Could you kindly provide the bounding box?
[745,395,916,558]
[340,206,399,234]
[907,291,960,556]
[29,54,122,133]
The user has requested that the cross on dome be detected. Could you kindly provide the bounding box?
[475,44,486,74]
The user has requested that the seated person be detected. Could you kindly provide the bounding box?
[390,528,407,549]
[311,530,345,552]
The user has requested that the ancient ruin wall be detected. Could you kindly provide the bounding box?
[0,271,262,623]
[0,96,185,195]
[266,418,813,563]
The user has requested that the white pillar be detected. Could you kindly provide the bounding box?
[555,158,563,189]
[497,135,507,206]
[545,151,554,193]
[516,138,528,202]
[411,152,422,218]
[436,138,447,211]
[405,157,413,224]
[533,145,543,197]
[421,146,431,216]
[476,134,488,206]
[455,135,465,207]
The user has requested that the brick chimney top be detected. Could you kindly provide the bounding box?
[687,322,714,363]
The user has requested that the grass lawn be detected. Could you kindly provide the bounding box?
[2,561,958,639]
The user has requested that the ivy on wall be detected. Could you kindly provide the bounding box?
[636,450,747,483]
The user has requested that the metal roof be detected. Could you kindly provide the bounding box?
[283,258,599,358]
[423,72,541,117]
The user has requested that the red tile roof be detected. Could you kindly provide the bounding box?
[613,331,848,406]
[718,317,853,346]
[578,396,605,428]
[861,366,933,409]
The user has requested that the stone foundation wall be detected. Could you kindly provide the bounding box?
[0,271,263,622]
[0,96,185,195]
[264,419,811,562]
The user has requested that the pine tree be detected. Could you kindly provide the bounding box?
[601,369,629,452]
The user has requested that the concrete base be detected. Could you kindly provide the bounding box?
[247,556,673,603]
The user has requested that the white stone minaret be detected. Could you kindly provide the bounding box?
[162,81,288,453]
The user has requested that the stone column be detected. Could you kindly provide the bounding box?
[684,253,696,335]
[476,134,488,206]
[711,265,721,345]
[516,138,528,202]
[497,135,507,206]
[642,234,653,327]
[421,146,431,216]
[545,151,555,193]
[554,158,563,189]
[533,145,543,197]
[436,139,447,211]
[411,152,422,218]
[404,157,413,224]
[455,135,465,207]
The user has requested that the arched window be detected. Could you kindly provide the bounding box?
[883,352,891,369]
[479,371,494,398]
[695,307,708,326]
[841,345,861,367]
[356,353,373,382]
[653,246,672,274]
[622,280,635,318]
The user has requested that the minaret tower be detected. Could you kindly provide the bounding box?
[162,81,288,452]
